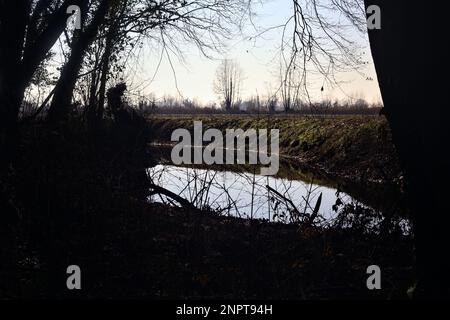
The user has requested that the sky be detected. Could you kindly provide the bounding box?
[124,0,382,105]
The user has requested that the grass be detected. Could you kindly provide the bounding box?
[147,114,401,186]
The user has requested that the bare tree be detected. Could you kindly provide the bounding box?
[278,0,367,104]
[47,0,112,125]
[214,59,243,111]
[265,96,278,113]
[47,0,252,124]
[0,0,85,165]
[0,0,253,135]
[279,57,302,112]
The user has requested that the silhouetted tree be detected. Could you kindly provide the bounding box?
[0,0,251,159]
[287,0,450,297]
[214,59,243,111]
[0,0,81,166]
[47,0,111,125]
[47,0,251,124]
[365,0,450,298]
[279,57,302,112]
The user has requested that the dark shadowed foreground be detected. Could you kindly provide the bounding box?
[0,115,414,299]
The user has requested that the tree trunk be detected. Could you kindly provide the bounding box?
[365,1,450,297]
[47,0,111,126]
[88,61,100,110]
[0,0,29,168]
[46,40,87,125]
[1,0,85,144]
[97,25,116,121]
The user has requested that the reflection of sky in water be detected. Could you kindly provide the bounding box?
[147,165,358,223]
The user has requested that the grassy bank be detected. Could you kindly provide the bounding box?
[147,115,401,186]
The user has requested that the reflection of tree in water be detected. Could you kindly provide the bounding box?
[147,165,411,235]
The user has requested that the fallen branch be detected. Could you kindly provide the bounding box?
[266,185,301,217]
[148,183,197,211]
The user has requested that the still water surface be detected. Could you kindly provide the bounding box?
[147,164,363,223]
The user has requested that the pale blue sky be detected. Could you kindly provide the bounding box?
[125,0,382,105]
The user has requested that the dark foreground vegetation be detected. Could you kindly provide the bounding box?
[0,111,414,299]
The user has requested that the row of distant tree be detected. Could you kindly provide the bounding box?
[135,95,382,115]
[193,58,380,115]
[127,57,381,115]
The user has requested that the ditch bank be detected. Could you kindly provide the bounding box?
[147,115,402,189]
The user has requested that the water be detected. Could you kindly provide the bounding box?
[147,164,360,224]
